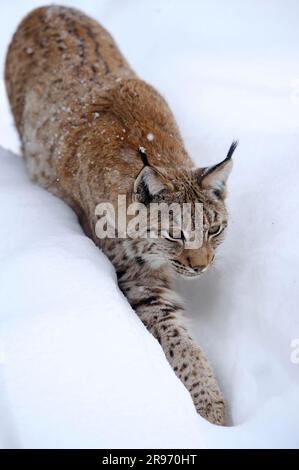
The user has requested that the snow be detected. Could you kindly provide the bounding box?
[147,132,155,141]
[93,111,100,120]
[0,0,299,449]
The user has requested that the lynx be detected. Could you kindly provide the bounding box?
[5,5,236,425]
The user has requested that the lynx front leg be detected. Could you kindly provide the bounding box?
[120,275,225,425]
[159,324,225,425]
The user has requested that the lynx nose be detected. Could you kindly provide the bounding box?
[192,254,215,273]
[193,265,208,273]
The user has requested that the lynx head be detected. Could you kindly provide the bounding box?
[133,142,237,278]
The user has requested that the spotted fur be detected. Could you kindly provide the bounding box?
[5,5,235,425]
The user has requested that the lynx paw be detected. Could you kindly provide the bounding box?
[194,387,225,425]
[197,398,225,425]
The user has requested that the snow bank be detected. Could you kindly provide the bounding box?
[0,147,205,448]
[0,0,299,449]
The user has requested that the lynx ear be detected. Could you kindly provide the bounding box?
[134,166,166,203]
[197,141,237,191]
[200,158,233,190]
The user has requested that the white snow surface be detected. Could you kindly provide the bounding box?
[0,0,299,448]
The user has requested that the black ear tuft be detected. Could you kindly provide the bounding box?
[226,140,238,160]
[138,146,150,166]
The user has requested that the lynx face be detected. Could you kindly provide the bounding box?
[134,144,235,278]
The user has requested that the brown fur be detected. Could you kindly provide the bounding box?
[5,6,190,232]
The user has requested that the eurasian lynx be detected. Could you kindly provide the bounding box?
[5,5,236,425]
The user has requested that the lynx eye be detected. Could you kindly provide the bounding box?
[208,225,223,237]
[162,230,185,244]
